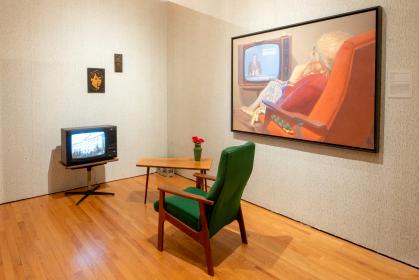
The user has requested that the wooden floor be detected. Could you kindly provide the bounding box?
[0,174,418,279]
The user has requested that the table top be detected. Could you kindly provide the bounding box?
[136,157,212,170]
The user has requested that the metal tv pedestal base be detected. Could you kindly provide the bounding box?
[62,158,118,205]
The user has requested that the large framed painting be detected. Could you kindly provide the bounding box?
[231,7,382,152]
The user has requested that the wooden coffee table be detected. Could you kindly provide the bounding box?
[136,157,212,203]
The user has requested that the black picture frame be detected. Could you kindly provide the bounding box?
[114,54,123,73]
[87,68,105,93]
[231,6,382,152]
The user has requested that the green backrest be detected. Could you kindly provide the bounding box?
[206,142,255,237]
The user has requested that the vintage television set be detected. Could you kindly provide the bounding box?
[237,36,292,90]
[61,125,117,166]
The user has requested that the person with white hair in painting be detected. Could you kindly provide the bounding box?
[241,31,351,126]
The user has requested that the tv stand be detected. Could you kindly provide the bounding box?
[62,158,118,205]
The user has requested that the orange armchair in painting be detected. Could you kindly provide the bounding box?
[263,30,377,149]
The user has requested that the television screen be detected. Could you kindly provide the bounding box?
[244,43,280,82]
[71,131,106,159]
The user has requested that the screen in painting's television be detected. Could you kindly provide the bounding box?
[71,132,106,159]
[244,43,281,82]
[237,36,291,89]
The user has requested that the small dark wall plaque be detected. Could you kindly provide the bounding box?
[87,68,105,93]
[114,54,123,73]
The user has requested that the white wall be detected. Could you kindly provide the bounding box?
[1,0,418,269]
[166,0,419,267]
[0,0,168,203]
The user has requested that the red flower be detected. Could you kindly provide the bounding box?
[192,136,205,144]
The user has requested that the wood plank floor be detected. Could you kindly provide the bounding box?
[0,174,418,279]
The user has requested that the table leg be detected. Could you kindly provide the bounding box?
[199,169,208,192]
[204,170,208,192]
[195,169,202,189]
[144,167,150,204]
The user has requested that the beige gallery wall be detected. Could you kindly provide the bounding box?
[166,0,419,267]
[0,0,168,203]
[0,0,418,269]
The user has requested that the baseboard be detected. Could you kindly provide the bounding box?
[241,199,419,271]
[0,172,155,206]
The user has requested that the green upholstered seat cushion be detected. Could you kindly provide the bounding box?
[153,187,209,231]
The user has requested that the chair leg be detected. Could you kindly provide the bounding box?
[198,202,214,276]
[157,191,165,251]
[237,206,248,244]
[202,235,214,276]
[158,215,165,251]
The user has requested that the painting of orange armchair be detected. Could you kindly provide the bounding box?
[262,30,378,150]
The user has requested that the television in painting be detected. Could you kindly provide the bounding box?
[238,37,291,90]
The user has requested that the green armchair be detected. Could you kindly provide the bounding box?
[153,142,255,275]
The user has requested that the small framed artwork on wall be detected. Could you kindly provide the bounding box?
[114,54,123,73]
[87,68,105,93]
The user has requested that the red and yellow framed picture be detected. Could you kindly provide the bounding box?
[87,68,105,93]
[231,7,382,152]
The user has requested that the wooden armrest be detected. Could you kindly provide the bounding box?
[193,173,216,181]
[158,185,214,205]
[263,100,328,135]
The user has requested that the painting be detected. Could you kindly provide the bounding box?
[87,68,105,93]
[114,54,123,73]
[231,7,381,151]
